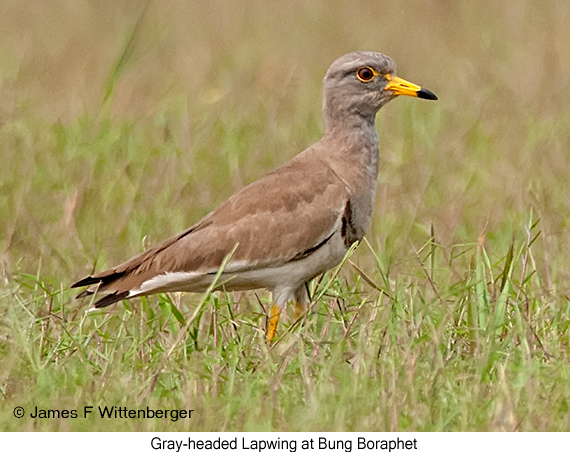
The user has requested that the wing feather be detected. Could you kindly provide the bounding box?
[73,148,349,298]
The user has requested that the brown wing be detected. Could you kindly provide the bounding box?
[72,148,349,303]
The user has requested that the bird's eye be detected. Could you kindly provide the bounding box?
[356,67,376,82]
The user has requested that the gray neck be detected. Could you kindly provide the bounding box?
[322,110,379,153]
[323,99,379,134]
[318,109,380,190]
[316,112,381,241]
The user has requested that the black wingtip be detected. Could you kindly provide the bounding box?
[75,288,96,299]
[72,270,126,289]
[94,291,130,309]
[417,88,438,100]
[71,276,101,288]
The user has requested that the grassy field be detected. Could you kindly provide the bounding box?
[1,0,570,431]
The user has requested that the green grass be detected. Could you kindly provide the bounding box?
[1,0,570,432]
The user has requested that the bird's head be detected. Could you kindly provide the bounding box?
[322,52,437,127]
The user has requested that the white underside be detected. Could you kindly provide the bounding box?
[128,230,348,305]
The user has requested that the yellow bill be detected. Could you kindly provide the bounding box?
[384,74,438,100]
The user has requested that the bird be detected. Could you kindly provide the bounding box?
[72,51,437,340]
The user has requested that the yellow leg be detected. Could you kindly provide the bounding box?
[294,301,305,320]
[267,305,281,341]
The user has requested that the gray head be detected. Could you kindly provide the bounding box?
[322,51,437,129]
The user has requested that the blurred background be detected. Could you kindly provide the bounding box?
[1,0,569,288]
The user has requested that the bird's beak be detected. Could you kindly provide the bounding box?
[384,74,438,100]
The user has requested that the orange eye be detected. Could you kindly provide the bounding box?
[356,66,376,82]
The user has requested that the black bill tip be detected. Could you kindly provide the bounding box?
[417,88,438,100]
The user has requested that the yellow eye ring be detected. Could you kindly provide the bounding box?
[356,66,377,82]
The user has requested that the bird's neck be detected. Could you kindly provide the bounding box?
[319,113,380,190]
[315,114,380,241]
[322,113,380,163]
[323,104,378,135]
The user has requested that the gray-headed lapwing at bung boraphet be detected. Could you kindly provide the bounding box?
[72,52,437,340]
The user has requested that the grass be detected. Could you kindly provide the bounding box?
[1,0,570,431]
